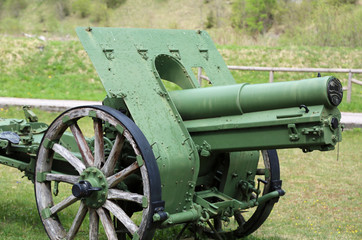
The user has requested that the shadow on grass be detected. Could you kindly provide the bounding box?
[154,224,286,240]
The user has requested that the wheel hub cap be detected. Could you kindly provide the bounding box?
[73,167,108,208]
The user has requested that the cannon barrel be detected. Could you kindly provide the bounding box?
[169,76,343,120]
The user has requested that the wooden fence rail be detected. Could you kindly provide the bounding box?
[199,66,362,103]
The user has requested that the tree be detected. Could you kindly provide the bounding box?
[231,0,277,35]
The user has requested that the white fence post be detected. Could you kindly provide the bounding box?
[197,67,202,85]
[347,71,352,103]
[269,71,274,83]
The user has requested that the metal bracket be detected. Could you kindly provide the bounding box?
[88,110,97,118]
[115,124,124,135]
[152,200,168,222]
[288,124,300,141]
[136,155,144,167]
[0,139,8,149]
[199,140,211,157]
[61,115,76,126]
[270,180,283,191]
[199,48,209,60]
[42,138,55,149]
[142,196,148,208]
[135,44,148,60]
[41,207,52,219]
[301,126,323,136]
[270,180,284,203]
[53,181,59,196]
[23,106,38,122]
[36,171,50,182]
[168,45,181,60]
[132,232,140,240]
[103,48,114,60]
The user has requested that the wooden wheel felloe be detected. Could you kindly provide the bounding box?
[34,105,162,240]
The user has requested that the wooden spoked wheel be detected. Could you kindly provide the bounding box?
[199,150,280,239]
[35,106,162,240]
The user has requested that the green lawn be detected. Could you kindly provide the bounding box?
[0,108,360,239]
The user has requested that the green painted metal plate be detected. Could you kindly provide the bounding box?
[76,27,236,213]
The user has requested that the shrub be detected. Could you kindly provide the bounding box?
[55,1,71,20]
[90,1,109,24]
[231,0,277,35]
[3,0,28,18]
[105,0,127,8]
[205,11,215,29]
[280,1,362,47]
[0,17,23,33]
[72,0,91,18]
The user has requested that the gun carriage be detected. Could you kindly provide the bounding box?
[0,28,343,240]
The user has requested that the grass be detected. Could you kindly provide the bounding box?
[0,36,361,112]
[0,107,361,239]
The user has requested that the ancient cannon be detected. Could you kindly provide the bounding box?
[0,28,343,240]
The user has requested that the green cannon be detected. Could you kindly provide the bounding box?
[0,28,343,240]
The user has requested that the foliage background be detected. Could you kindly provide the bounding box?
[0,0,361,47]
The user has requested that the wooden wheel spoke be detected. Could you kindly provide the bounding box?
[52,143,85,174]
[89,208,99,240]
[50,195,78,215]
[93,118,104,168]
[67,202,88,240]
[45,173,79,184]
[103,200,139,235]
[101,134,125,177]
[107,161,139,188]
[96,207,118,240]
[70,122,94,167]
[107,189,144,204]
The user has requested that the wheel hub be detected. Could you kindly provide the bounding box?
[73,167,108,208]
[72,180,101,198]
